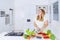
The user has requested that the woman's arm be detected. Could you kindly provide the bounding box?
[44,20,48,27]
[34,21,41,29]
[40,20,48,32]
[34,22,37,27]
[34,21,37,27]
[34,21,41,32]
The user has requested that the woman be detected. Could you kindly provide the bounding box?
[34,9,48,34]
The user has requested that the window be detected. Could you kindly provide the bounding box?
[53,1,59,21]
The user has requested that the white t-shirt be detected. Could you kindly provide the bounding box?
[34,14,48,33]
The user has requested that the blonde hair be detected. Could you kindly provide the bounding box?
[37,9,45,21]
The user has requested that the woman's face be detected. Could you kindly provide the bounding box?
[38,10,43,16]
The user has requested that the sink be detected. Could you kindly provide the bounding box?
[5,32,24,36]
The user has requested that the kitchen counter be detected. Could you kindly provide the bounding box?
[0,32,51,40]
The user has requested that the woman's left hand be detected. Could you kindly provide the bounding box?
[44,20,48,27]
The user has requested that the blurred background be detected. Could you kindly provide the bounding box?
[0,0,60,40]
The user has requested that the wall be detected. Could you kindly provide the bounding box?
[14,0,50,32]
[0,0,14,33]
[49,0,60,39]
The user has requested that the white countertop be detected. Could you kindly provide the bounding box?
[0,32,51,40]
